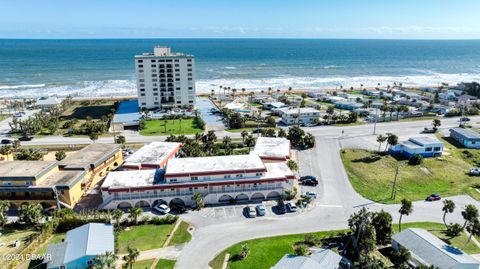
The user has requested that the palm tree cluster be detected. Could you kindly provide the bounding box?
[376,133,398,153]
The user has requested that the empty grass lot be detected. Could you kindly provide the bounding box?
[117,224,175,254]
[0,227,37,256]
[139,119,203,136]
[341,135,480,204]
[209,222,479,269]
[167,221,192,246]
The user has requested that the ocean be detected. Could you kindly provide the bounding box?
[1,38,480,98]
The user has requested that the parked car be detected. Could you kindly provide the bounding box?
[422,127,437,133]
[302,191,317,199]
[286,201,297,212]
[460,117,471,122]
[255,204,266,216]
[0,139,12,145]
[302,179,319,186]
[425,194,441,201]
[170,203,187,213]
[153,204,171,214]
[252,128,262,134]
[299,175,317,182]
[245,206,257,218]
[19,136,33,141]
[470,168,480,176]
[276,200,286,214]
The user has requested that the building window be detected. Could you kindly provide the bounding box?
[137,60,143,63]
[138,65,143,68]
[425,147,432,152]
[170,179,177,182]
[224,175,231,179]
[191,176,198,181]
[434,147,441,151]
[256,173,262,176]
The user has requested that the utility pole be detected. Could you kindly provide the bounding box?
[373,107,378,135]
[391,164,400,200]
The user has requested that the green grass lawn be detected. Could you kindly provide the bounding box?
[209,222,479,269]
[117,224,175,254]
[0,227,37,255]
[168,221,192,246]
[0,114,10,121]
[131,259,154,269]
[139,119,204,136]
[341,141,480,203]
[16,233,65,269]
[155,259,176,269]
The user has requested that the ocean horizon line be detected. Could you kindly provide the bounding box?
[1,37,480,41]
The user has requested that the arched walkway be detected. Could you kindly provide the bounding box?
[266,191,281,200]
[152,199,168,206]
[235,194,249,203]
[169,198,185,207]
[117,202,132,209]
[218,194,234,203]
[135,200,151,208]
[251,192,266,201]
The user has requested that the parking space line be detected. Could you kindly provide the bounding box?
[317,204,343,208]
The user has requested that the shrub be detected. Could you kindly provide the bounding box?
[408,154,423,165]
[294,244,309,256]
[445,223,463,238]
[303,233,320,246]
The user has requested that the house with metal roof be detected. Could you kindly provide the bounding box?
[389,136,443,158]
[45,223,114,269]
[392,228,480,269]
[270,248,349,269]
[450,128,480,149]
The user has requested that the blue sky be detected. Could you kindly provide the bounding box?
[1,0,480,39]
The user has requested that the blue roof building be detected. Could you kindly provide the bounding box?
[113,100,142,130]
[270,248,350,269]
[45,223,115,269]
[450,128,480,149]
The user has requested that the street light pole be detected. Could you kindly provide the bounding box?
[373,107,378,135]
[391,164,400,200]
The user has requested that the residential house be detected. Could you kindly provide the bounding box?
[45,223,114,269]
[262,102,289,110]
[392,228,480,269]
[449,128,480,149]
[271,248,351,269]
[253,137,291,162]
[335,101,364,111]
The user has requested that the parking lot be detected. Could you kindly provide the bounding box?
[194,201,311,222]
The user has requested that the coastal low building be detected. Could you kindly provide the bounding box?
[58,144,123,190]
[45,223,114,269]
[335,101,364,111]
[112,100,142,131]
[36,96,61,111]
[450,128,480,149]
[100,154,295,209]
[123,142,182,170]
[392,228,480,269]
[0,144,123,210]
[262,101,289,110]
[280,107,320,125]
[389,136,443,158]
[253,137,291,162]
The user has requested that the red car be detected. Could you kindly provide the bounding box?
[426,194,441,201]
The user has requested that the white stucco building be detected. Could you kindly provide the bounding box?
[135,46,195,109]
[100,154,295,209]
[280,107,321,125]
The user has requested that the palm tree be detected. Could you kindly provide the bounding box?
[466,219,480,245]
[442,200,455,227]
[386,133,398,151]
[432,119,441,129]
[241,130,248,143]
[122,246,140,269]
[192,192,204,209]
[0,201,10,227]
[0,145,13,161]
[376,134,387,152]
[128,207,143,225]
[398,199,413,231]
[462,204,479,229]
[90,251,118,269]
[112,209,123,229]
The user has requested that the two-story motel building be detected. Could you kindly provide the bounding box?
[101,153,295,209]
[0,144,123,210]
